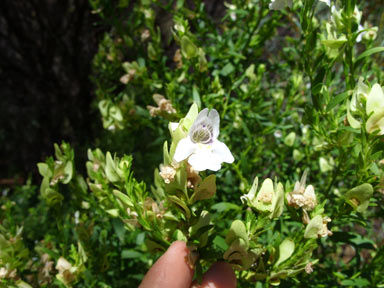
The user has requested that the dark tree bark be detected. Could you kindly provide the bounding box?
[0,0,103,178]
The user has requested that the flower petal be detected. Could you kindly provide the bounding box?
[193,108,209,124]
[207,109,220,138]
[174,137,196,162]
[304,185,316,199]
[366,83,384,116]
[169,122,179,132]
[211,140,234,163]
[319,0,330,7]
[188,151,222,171]
[366,110,384,135]
[189,108,220,139]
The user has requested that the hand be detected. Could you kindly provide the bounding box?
[139,241,237,288]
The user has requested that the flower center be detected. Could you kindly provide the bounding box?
[190,124,213,144]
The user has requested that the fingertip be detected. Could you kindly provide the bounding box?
[139,241,194,288]
[200,262,237,288]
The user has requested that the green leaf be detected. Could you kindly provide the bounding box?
[163,141,170,166]
[37,163,52,178]
[355,47,384,63]
[321,39,347,49]
[284,132,296,147]
[275,239,295,267]
[304,215,323,239]
[167,195,191,219]
[190,210,211,246]
[112,218,126,242]
[113,190,134,207]
[43,188,64,206]
[327,91,349,111]
[62,161,73,184]
[181,35,198,59]
[270,182,284,219]
[344,183,373,212]
[182,103,199,132]
[225,220,249,247]
[341,278,370,286]
[106,152,120,182]
[213,235,228,251]
[192,85,201,109]
[191,174,216,202]
[220,62,235,76]
[347,100,361,129]
[211,202,241,213]
[121,250,143,259]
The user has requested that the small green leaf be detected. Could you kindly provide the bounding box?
[106,152,120,182]
[327,91,349,111]
[304,215,323,239]
[182,103,199,131]
[275,239,295,267]
[270,182,284,219]
[168,195,191,219]
[112,218,126,242]
[211,202,241,213]
[220,62,235,76]
[344,183,373,213]
[121,250,143,259]
[181,35,198,59]
[43,188,64,206]
[284,132,296,147]
[347,100,361,129]
[62,161,73,184]
[163,141,170,166]
[225,220,249,247]
[106,209,119,217]
[355,47,384,63]
[321,39,347,49]
[192,85,201,109]
[113,190,134,207]
[213,236,228,251]
[191,175,216,202]
[37,163,52,178]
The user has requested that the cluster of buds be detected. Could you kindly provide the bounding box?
[0,266,16,280]
[287,170,317,211]
[173,49,183,69]
[147,94,177,118]
[140,29,150,42]
[36,253,55,285]
[55,257,77,286]
[159,164,177,184]
[304,214,333,239]
[120,61,146,84]
[98,99,124,131]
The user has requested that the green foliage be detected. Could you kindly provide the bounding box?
[2,0,384,287]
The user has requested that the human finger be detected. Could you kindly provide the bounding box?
[191,262,237,288]
[139,241,194,288]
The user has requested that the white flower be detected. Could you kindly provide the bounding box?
[269,0,292,10]
[56,257,73,274]
[366,83,384,135]
[305,262,314,274]
[287,170,317,211]
[319,0,330,7]
[350,77,369,112]
[174,108,234,171]
[356,24,364,43]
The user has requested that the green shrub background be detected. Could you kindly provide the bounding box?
[1,0,384,287]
